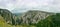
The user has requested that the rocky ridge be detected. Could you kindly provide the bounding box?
[20,10,55,25]
[0,9,56,25]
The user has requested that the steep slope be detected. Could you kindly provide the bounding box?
[0,15,15,27]
[36,13,60,27]
[0,9,16,25]
[20,10,56,25]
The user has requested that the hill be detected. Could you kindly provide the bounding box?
[0,9,16,25]
[36,13,60,27]
[1,9,60,27]
[19,10,55,25]
[0,9,36,27]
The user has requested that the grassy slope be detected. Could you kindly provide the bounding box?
[0,16,13,27]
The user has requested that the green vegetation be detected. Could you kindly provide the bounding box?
[0,16,13,27]
[36,13,60,27]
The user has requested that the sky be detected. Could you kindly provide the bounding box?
[0,0,60,13]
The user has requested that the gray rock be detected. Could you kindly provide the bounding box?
[0,9,15,25]
[20,10,55,25]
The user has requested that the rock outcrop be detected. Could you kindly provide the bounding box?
[0,9,15,25]
[20,10,55,25]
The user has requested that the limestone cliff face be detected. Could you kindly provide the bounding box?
[21,10,55,24]
[0,9,15,25]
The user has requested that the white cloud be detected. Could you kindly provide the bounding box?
[5,3,15,10]
[0,0,60,13]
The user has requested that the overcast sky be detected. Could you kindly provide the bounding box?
[0,0,60,13]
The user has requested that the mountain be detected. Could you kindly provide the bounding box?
[1,9,60,27]
[0,9,16,25]
[19,10,56,25]
[0,9,26,25]
[36,13,60,27]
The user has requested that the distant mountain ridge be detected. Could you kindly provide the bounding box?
[11,9,27,13]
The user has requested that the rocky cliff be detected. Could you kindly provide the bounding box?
[0,9,16,25]
[20,10,55,25]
